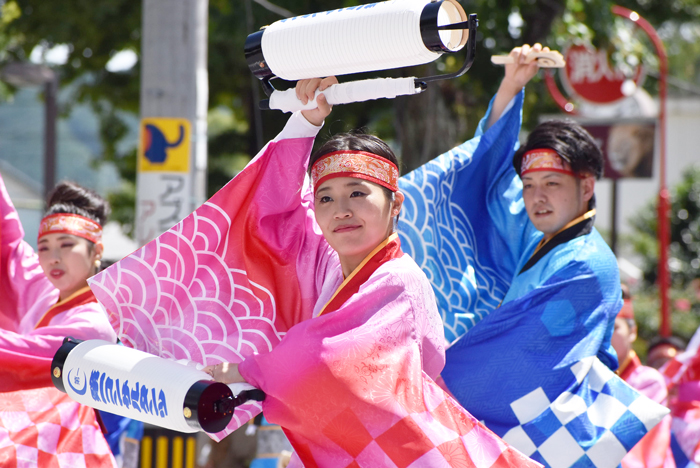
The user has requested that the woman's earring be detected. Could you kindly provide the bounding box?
[94,258,102,270]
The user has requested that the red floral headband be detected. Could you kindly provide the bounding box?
[520,148,575,177]
[38,213,103,244]
[310,150,399,193]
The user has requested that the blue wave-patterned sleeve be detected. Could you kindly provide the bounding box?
[398,90,537,342]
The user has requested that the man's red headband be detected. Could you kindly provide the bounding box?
[38,213,103,244]
[310,150,399,193]
[520,148,575,177]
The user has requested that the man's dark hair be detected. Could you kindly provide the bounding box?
[513,119,604,180]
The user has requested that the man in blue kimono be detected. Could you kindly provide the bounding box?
[398,44,668,468]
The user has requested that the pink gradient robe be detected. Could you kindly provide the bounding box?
[238,232,508,468]
[0,172,117,467]
[89,113,541,468]
[619,352,675,468]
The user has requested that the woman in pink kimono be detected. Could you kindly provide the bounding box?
[200,79,540,468]
[0,178,118,467]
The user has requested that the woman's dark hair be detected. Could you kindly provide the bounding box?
[44,181,110,227]
[513,120,604,180]
[309,131,400,184]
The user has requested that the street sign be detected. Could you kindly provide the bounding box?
[136,118,192,246]
[561,44,644,105]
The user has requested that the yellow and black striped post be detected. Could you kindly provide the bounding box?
[139,425,198,468]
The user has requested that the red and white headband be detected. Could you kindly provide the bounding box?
[520,148,575,177]
[38,213,103,244]
[310,150,399,193]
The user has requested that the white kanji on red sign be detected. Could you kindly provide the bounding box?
[568,49,625,84]
[562,44,643,104]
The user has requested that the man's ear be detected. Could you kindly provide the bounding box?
[581,176,595,204]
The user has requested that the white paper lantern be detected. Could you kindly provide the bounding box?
[245,0,469,81]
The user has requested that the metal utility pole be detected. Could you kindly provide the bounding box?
[44,75,58,204]
[136,0,209,247]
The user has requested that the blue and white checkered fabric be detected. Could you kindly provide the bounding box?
[502,357,668,468]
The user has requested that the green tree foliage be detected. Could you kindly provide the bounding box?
[630,167,700,287]
[628,167,700,345]
[2,0,699,233]
[633,283,700,346]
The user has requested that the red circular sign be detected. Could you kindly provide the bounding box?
[561,44,644,104]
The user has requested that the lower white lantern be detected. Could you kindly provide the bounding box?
[51,338,262,433]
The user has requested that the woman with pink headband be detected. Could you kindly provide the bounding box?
[0,178,118,467]
[195,79,539,468]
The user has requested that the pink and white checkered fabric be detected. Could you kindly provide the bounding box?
[0,386,116,468]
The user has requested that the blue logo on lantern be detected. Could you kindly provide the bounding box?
[67,368,88,395]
